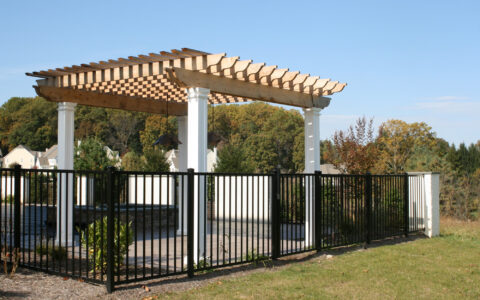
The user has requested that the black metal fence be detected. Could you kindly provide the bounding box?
[0,166,425,292]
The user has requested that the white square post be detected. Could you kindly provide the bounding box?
[424,173,440,237]
[56,102,76,246]
[177,115,188,235]
[303,107,321,248]
[186,87,209,263]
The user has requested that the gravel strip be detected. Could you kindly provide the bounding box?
[0,269,105,300]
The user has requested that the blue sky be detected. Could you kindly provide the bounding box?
[1,0,479,145]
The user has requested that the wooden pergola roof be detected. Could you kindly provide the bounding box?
[27,48,347,116]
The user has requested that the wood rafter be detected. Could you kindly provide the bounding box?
[35,85,188,115]
[27,47,346,112]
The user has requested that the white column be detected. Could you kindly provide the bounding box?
[186,87,209,262]
[304,108,321,173]
[56,102,76,246]
[424,173,440,237]
[177,116,188,235]
[303,107,321,248]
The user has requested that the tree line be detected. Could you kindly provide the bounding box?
[0,97,304,173]
[322,117,480,220]
[0,97,478,219]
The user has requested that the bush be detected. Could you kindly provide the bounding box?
[35,245,67,261]
[1,195,13,203]
[374,188,404,229]
[246,249,269,262]
[194,258,210,270]
[279,178,305,223]
[79,216,133,274]
[28,172,56,205]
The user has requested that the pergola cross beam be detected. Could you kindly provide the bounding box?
[167,67,331,109]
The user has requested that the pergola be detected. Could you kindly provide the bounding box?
[27,47,346,256]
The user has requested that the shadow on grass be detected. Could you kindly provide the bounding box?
[112,233,427,293]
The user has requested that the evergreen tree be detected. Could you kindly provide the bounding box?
[214,144,255,173]
[74,137,118,170]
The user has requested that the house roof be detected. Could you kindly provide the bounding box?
[35,145,57,166]
[6,145,39,158]
[43,144,58,159]
[320,164,342,175]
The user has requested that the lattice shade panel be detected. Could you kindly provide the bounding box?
[27,48,346,113]
[73,73,248,104]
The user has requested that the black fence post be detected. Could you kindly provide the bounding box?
[365,172,372,245]
[13,165,21,250]
[271,168,281,259]
[314,171,322,251]
[187,168,195,278]
[106,167,116,293]
[404,173,409,237]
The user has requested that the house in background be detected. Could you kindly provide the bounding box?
[2,145,42,168]
[320,163,342,174]
[103,145,121,168]
[38,145,58,169]
[3,143,121,169]
[165,148,217,172]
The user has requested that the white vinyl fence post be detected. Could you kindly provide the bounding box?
[424,173,440,237]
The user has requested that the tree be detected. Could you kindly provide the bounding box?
[121,151,144,171]
[292,131,305,172]
[120,149,170,172]
[404,137,449,173]
[320,140,337,164]
[141,148,170,172]
[75,106,110,143]
[447,143,480,176]
[209,102,305,173]
[332,117,378,174]
[376,119,436,173]
[0,97,57,153]
[263,109,304,172]
[214,143,255,173]
[106,110,144,155]
[139,115,177,152]
[74,137,118,170]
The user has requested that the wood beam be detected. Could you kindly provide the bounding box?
[34,85,187,115]
[168,68,330,109]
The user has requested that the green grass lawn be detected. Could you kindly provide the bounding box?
[153,218,480,300]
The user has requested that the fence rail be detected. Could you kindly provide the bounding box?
[0,166,426,292]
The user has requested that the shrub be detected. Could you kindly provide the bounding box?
[1,247,19,276]
[1,195,13,203]
[35,245,67,261]
[79,216,133,274]
[194,258,210,270]
[246,249,269,262]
